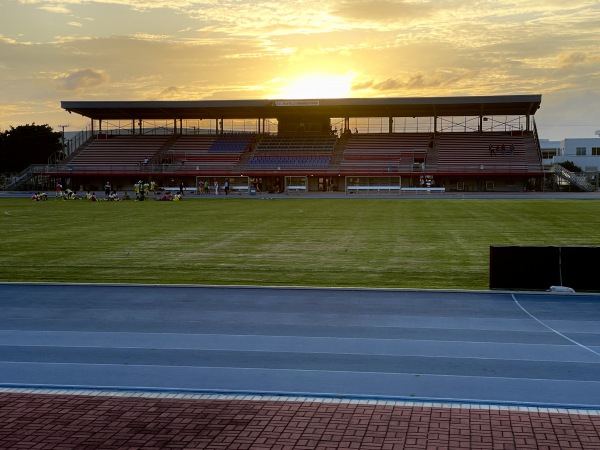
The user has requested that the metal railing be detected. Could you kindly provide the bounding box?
[553,164,595,192]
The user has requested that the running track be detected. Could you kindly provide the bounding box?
[1,283,599,448]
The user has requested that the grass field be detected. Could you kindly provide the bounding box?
[1,197,599,290]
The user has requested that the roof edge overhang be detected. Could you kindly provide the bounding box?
[61,94,542,121]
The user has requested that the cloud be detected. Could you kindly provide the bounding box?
[0,35,19,45]
[38,4,71,14]
[332,0,432,22]
[67,22,83,27]
[557,51,590,68]
[55,69,109,91]
[353,71,470,94]
[157,86,181,99]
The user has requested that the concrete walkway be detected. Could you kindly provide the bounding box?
[1,389,599,449]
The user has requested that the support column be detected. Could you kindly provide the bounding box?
[132,120,136,135]
[389,117,393,134]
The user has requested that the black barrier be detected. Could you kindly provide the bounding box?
[489,245,600,291]
[561,246,599,291]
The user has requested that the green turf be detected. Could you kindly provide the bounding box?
[1,197,599,290]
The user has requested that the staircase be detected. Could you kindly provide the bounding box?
[152,135,179,164]
[425,136,439,172]
[553,164,596,192]
[6,166,36,190]
[329,136,347,168]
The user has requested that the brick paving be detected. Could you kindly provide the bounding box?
[0,392,599,449]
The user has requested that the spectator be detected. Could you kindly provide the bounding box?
[55,182,63,199]
[134,181,141,200]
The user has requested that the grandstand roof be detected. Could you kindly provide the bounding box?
[62,95,541,121]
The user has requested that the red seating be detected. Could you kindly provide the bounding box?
[339,133,431,173]
[435,132,536,173]
[69,135,170,165]
[167,135,241,172]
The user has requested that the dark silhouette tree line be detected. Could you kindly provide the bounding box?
[0,124,63,174]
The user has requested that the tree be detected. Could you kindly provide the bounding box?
[0,124,63,173]
[558,160,582,173]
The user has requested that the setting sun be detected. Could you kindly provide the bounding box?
[277,73,354,99]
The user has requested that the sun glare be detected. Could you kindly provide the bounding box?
[278,73,354,99]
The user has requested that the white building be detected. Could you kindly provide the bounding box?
[541,132,600,171]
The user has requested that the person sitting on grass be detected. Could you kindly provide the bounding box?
[31,192,47,201]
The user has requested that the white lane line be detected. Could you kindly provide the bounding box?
[3,360,600,382]
[512,294,600,358]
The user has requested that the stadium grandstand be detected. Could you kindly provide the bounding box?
[9,95,549,193]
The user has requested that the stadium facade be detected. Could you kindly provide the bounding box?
[11,95,560,193]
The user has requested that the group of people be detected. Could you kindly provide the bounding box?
[31,192,48,201]
[489,142,515,156]
[198,179,230,195]
[322,177,335,192]
[157,192,183,201]
[87,191,131,201]
[41,179,224,203]
[43,181,135,202]
[419,175,436,188]
[132,180,159,200]
[48,183,86,200]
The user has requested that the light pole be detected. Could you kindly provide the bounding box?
[58,124,69,156]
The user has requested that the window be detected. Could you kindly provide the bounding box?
[592,147,600,156]
[576,147,587,156]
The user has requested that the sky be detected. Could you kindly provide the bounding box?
[1,0,599,141]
